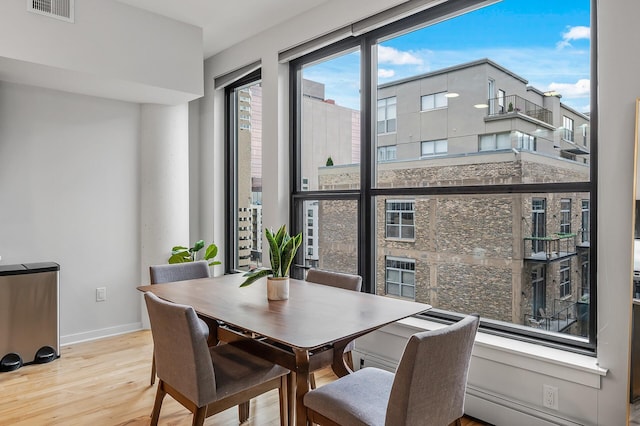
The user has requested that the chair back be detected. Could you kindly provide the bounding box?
[149,260,211,284]
[306,269,362,292]
[144,292,216,407]
[385,314,480,426]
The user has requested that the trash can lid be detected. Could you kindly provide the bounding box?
[0,262,59,276]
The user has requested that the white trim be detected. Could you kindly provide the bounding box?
[60,322,142,346]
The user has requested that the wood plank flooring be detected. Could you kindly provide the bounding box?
[0,331,490,425]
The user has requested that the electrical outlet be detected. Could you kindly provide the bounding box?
[543,384,558,410]
[96,287,107,302]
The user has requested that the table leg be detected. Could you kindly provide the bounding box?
[330,341,352,378]
[294,349,310,426]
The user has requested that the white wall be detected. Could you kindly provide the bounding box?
[202,0,636,424]
[0,0,203,104]
[0,81,142,342]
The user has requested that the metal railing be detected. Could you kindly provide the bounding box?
[487,94,553,126]
[523,233,577,261]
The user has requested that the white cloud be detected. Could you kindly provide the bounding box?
[557,26,591,49]
[378,68,396,79]
[378,45,423,65]
[547,79,590,98]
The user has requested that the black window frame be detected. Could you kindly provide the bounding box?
[289,0,597,353]
[224,68,262,273]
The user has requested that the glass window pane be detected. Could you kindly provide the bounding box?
[232,81,262,272]
[375,193,590,341]
[299,199,358,274]
[375,0,590,189]
[301,49,360,191]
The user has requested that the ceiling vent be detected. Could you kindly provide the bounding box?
[28,0,74,23]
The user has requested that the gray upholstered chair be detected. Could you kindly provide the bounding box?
[148,260,212,386]
[304,314,480,426]
[306,268,362,388]
[144,292,289,426]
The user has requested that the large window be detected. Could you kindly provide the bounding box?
[226,71,263,272]
[291,0,594,350]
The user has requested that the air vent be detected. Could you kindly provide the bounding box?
[28,0,74,23]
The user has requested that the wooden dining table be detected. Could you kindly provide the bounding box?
[137,273,430,426]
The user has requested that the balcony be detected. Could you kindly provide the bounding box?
[525,299,589,336]
[487,94,553,126]
[523,233,577,262]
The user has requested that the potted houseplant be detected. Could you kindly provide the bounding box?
[240,225,302,300]
[168,240,221,266]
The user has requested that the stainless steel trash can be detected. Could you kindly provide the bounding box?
[0,262,60,372]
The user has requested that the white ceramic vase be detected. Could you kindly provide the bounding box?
[267,277,289,300]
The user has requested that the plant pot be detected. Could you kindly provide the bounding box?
[267,277,289,300]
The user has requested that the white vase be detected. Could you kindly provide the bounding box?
[267,277,289,300]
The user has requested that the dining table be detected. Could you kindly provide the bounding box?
[137,273,431,426]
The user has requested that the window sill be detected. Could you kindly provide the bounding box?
[382,316,607,388]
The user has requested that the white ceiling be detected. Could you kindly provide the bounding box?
[115,0,330,58]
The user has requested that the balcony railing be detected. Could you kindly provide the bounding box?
[523,233,577,261]
[525,299,588,335]
[487,94,553,126]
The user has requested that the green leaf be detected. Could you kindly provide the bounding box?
[171,246,189,255]
[203,243,218,260]
[168,253,189,264]
[279,232,302,277]
[239,268,273,287]
[208,260,221,266]
[190,240,205,253]
[265,228,281,275]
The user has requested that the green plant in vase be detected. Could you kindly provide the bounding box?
[240,225,302,288]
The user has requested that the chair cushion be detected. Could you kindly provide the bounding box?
[304,368,393,426]
[210,342,289,399]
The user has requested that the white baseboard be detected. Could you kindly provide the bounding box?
[465,386,587,426]
[60,322,143,346]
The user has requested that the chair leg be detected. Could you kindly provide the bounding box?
[150,352,156,386]
[192,406,207,426]
[309,372,317,390]
[150,381,166,426]
[238,401,250,423]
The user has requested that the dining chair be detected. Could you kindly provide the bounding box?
[148,260,212,386]
[144,292,289,426]
[306,268,362,389]
[304,314,480,426]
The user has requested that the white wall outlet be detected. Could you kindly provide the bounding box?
[543,384,559,410]
[96,287,107,302]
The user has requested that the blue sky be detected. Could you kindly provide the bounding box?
[303,0,591,112]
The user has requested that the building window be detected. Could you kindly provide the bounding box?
[497,89,506,113]
[532,265,546,320]
[479,132,510,151]
[516,131,537,151]
[560,199,571,234]
[377,97,397,134]
[532,198,546,253]
[580,252,590,299]
[378,146,397,162]
[421,139,447,157]
[420,92,447,111]
[385,257,415,299]
[386,200,415,239]
[581,200,590,243]
[560,260,571,298]
[563,116,574,142]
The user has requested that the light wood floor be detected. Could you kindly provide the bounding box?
[0,331,490,425]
